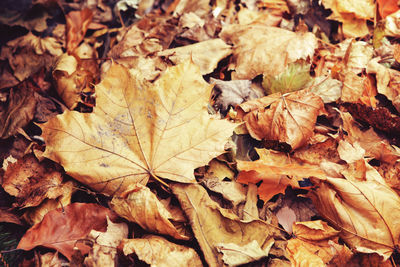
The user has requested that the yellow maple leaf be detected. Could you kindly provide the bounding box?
[40,61,237,195]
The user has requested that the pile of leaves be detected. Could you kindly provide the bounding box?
[2,0,400,266]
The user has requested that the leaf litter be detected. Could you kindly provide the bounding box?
[1,0,400,266]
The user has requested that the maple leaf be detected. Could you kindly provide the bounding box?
[40,61,237,195]
[236,90,325,150]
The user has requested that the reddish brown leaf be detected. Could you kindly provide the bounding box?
[66,8,93,53]
[17,203,117,260]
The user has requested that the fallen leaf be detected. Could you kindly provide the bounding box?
[110,183,189,240]
[275,206,296,234]
[40,61,236,195]
[84,217,128,267]
[2,154,64,208]
[308,177,400,260]
[202,178,247,207]
[236,90,325,150]
[0,208,23,225]
[171,183,284,267]
[121,235,203,267]
[384,10,400,36]
[309,76,342,103]
[377,0,399,18]
[65,8,93,53]
[286,220,353,266]
[0,32,62,82]
[321,0,374,37]
[158,39,232,75]
[17,203,117,260]
[210,78,261,114]
[237,148,325,201]
[220,23,317,79]
[0,82,37,139]
[217,240,273,266]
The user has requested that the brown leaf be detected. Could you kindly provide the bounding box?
[110,183,189,240]
[17,203,117,260]
[0,32,62,82]
[0,82,36,139]
[286,220,353,266]
[217,240,273,266]
[308,177,400,260]
[40,61,236,195]
[66,8,93,53]
[236,90,325,150]
[121,235,203,267]
[0,208,23,225]
[237,148,325,201]
[2,154,64,208]
[220,24,317,79]
[171,183,284,267]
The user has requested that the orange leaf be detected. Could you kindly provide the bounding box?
[66,8,93,53]
[377,0,399,19]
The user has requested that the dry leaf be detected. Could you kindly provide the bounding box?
[84,217,128,267]
[40,61,236,195]
[216,240,273,266]
[309,76,342,103]
[0,32,62,82]
[110,183,189,240]
[275,206,296,234]
[210,78,260,114]
[286,220,353,266]
[0,82,37,139]
[2,154,64,208]
[17,203,117,260]
[121,235,203,267]
[157,39,232,75]
[220,23,317,79]
[65,8,93,53]
[171,183,284,267]
[377,0,399,18]
[236,90,325,150]
[237,148,325,201]
[308,177,400,260]
[321,0,374,37]
[202,178,247,207]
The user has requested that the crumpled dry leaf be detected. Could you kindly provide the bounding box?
[202,178,247,207]
[171,183,284,267]
[0,32,62,82]
[217,240,273,266]
[158,39,232,75]
[17,203,117,260]
[321,0,374,37]
[0,208,23,225]
[40,61,236,195]
[220,23,317,79]
[121,235,203,267]
[237,148,325,201]
[210,78,260,114]
[286,220,353,266]
[236,90,325,150]
[84,217,128,267]
[65,8,93,53]
[0,82,37,139]
[2,154,64,208]
[384,10,400,36]
[110,183,189,240]
[309,76,342,103]
[340,111,400,163]
[309,177,400,260]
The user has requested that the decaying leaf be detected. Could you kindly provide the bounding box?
[121,235,203,267]
[171,183,284,267]
[236,89,325,150]
[309,177,400,260]
[40,61,237,195]
[286,220,353,266]
[110,183,189,240]
[65,8,93,53]
[0,82,37,139]
[2,154,64,208]
[17,203,117,260]
[220,23,317,79]
[237,148,325,201]
[210,78,260,114]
